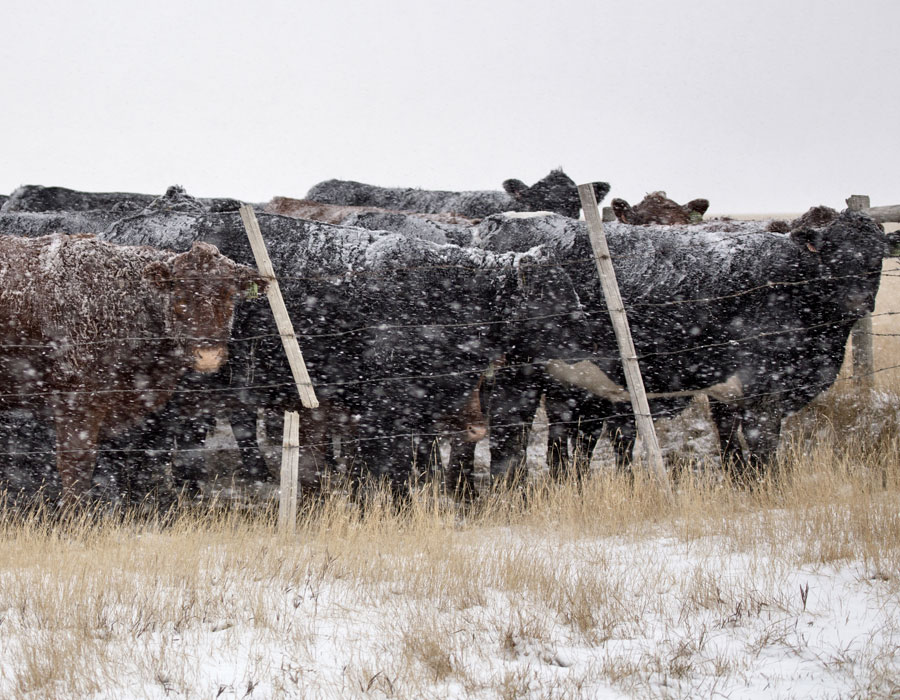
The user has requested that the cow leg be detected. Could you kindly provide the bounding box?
[0,408,57,497]
[709,400,744,475]
[106,416,172,502]
[412,434,440,484]
[488,373,544,485]
[357,434,414,502]
[605,417,637,475]
[230,406,272,483]
[545,383,579,481]
[340,401,412,501]
[738,400,784,484]
[294,406,344,493]
[54,407,103,501]
[443,437,477,501]
[547,424,572,481]
[167,411,215,496]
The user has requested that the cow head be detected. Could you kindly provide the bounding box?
[503,169,610,219]
[612,191,709,225]
[790,212,887,317]
[144,242,268,373]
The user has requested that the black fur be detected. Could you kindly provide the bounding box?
[473,211,887,479]
[307,170,609,219]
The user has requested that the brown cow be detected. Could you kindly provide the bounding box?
[0,234,265,500]
[611,191,710,225]
[264,196,478,226]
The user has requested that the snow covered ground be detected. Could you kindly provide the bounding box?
[0,481,897,699]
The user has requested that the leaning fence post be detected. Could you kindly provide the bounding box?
[578,184,672,499]
[240,204,319,409]
[279,410,300,533]
[846,195,875,387]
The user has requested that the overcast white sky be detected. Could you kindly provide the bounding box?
[1,0,897,214]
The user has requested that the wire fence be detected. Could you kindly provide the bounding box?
[0,232,896,474]
[2,360,898,461]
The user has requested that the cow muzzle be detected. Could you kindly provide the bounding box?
[192,345,228,373]
[465,421,488,442]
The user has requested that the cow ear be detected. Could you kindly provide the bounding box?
[686,198,710,217]
[143,260,173,288]
[611,198,630,222]
[592,182,611,204]
[790,227,825,254]
[189,241,221,260]
[502,179,529,199]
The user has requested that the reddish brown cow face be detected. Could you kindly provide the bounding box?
[145,242,267,374]
[612,191,709,225]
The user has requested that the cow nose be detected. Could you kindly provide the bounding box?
[465,422,488,442]
[193,345,228,373]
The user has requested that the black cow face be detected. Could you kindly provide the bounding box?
[791,216,886,317]
[503,170,610,218]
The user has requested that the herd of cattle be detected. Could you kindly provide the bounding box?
[0,168,890,502]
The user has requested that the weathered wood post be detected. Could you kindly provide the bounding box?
[240,205,319,409]
[578,184,672,499]
[279,411,300,533]
[846,194,871,213]
[240,204,318,530]
[846,195,875,387]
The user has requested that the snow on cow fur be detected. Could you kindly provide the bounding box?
[0,233,263,497]
[305,170,610,220]
[473,211,887,476]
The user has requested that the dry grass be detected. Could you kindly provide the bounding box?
[0,385,899,698]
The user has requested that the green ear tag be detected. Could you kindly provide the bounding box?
[246,281,259,300]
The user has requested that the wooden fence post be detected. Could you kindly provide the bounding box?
[846,195,875,387]
[846,194,871,213]
[279,410,299,533]
[578,183,672,499]
[240,204,319,409]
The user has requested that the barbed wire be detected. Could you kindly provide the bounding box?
[1,217,896,467]
[0,311,881,402]
[2,361,897,460]
[0,265,886,352]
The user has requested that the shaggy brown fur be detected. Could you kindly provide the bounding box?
[0,234,265,499]
[611,191,710,225]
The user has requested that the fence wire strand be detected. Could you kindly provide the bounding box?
[0,215,896,470]
[2,360,898,461]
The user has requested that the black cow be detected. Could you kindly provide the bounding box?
[264,196,476,247]
[473,209,887,480]
[306,170,610,220]
[2,184,242,215]
[89,202,583,496]
[0,190,490,496]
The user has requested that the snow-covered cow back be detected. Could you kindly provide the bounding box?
[306,170,609,219]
